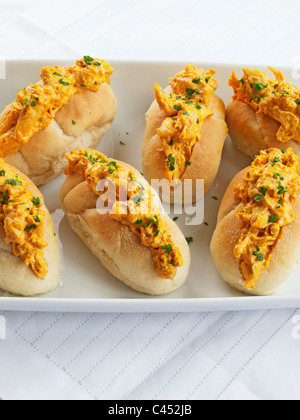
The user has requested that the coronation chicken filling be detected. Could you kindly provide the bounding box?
[0,56,114,157]
[154,65,218,180]
[229,67,300,144]
[0,160,48,279]
[233,148,300,289]
[65,148,184,280]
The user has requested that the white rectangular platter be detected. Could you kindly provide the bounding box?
[0,59,299,313]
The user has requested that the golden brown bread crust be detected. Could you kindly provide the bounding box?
[210,168,300,296]
[60,161,191,296]
[142,89,228,203]
[226,99,300,159]
[0,164,61,296]
[1,83,117,186]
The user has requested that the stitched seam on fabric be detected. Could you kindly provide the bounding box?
[64,313,123,368]
[152,311,238,399]
[80,313,151,383]
[14,312,37,332]
[8,323,95,400]
[97,313,180,398]
[216,309,298,400]
[47,313,95,357]
[188,310,270,399]
[30,314,66,345]
[123,312,210,400]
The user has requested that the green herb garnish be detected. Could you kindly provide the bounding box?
[5,179,22,186]
[32,197,40,207]
[59,78,70,86]
[83,56,94,65]
[254,82,268,92]
[25,224,37,231]
[254,193,265,202]
[270,156,281,166]
[252,251,264,261]
[0,190,7,203]
[269,215,279,223]
[167,154,176,172]
[107,161,119,174]
[259,186,268,196]
[161,244,173,254]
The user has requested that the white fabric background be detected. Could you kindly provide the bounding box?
[0,0,300,401]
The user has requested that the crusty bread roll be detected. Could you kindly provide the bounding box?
[142,90,227,203]
[60,158,191,295]
[226,99,300,159]
[210,167,300,296]
[1,84,117,186]
[0,59,117,186]
[0,164,61,296]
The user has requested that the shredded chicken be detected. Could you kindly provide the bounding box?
[155,65,218,180]
[65,148,184,280]
[229,67,300,143]
[0,57,114,157]
[234,148,300,289]
[0,160,48,278]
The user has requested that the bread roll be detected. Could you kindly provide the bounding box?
[0,163,61,296]
[0,58,117,186]
[60,149,191,295]
[210,148,300,296]
[226,67,300,160]
[142,66,228,204]
[226,99,300,159]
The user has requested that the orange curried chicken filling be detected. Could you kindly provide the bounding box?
[229,67,300,144]
[65,148,184,280]
[233,148,300,289]
[0,160,48,278]
[0,57,114,158]
[154,65,218,181]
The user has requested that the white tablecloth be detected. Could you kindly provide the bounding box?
[0,0,300,401]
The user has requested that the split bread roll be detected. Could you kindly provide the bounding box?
[210,148,300,296]
[0,57,117,186]
[142,66,228,204]
[0,162,61,296]
[226,67,300,159]
[226,99,300,159]
[60,148,191,295]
